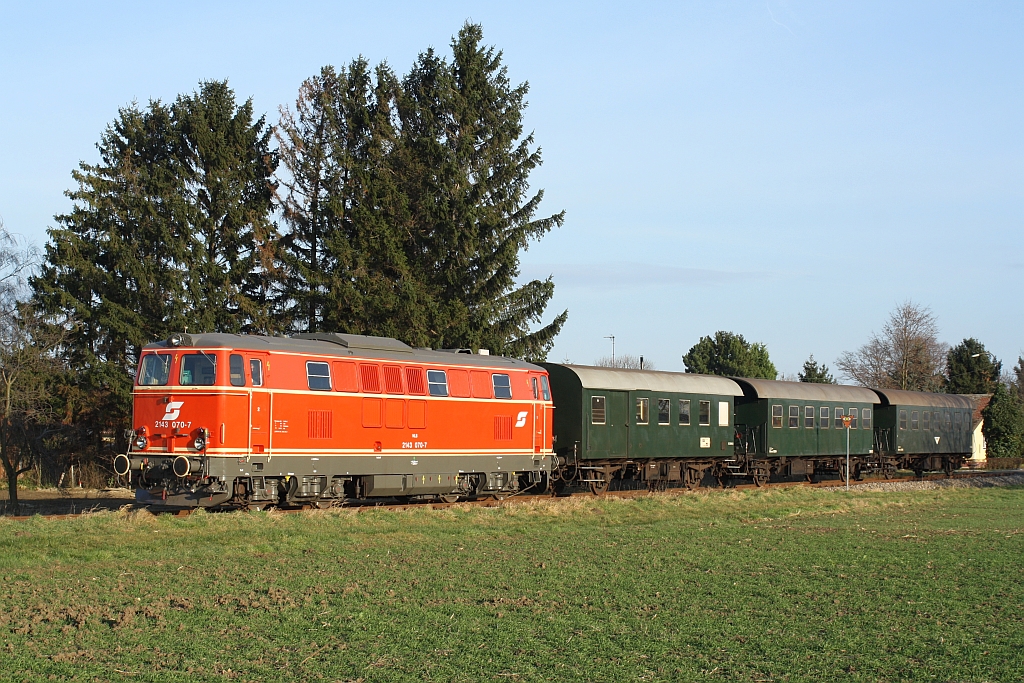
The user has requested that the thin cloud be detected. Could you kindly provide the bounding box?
[519,261,774,290]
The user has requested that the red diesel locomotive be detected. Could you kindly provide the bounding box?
[114,333,554,508]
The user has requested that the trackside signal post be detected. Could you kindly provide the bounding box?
[841,414,853,490]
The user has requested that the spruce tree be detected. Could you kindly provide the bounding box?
[174,81,280,334]
[944,338,1001,394]
[397,23,566,358]
[32,81,280,444]
[982,383,1024,458]
[798,355,836,384]
[31,101,192,442]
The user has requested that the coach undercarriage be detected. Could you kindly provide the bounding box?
[551,450,961,493]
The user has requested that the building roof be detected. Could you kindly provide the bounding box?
[550,365,744,396]
[964,394,993,429]
[871,388,977,409]
[732,378,881,403]
[142,333,542,370]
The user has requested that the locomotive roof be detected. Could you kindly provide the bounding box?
[551,365,744,396]
[871,388,976,409]
[732,378,880,404]
[143,333,544,370]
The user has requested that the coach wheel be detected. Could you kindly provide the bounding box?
[838,462,850,484]
[752,471,769,487]
[943,460,955,478]
[437,494,459,504]
[589,478,609,495]
[684,467,702,491]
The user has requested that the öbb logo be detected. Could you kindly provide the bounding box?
[514,411,529,428]
[162,401,184,421]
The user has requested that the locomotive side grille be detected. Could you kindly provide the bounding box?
[405,367,425,395]
[383,365,404,393]
[360,364,381,393]
[494,415,513,441]
[308,410,333,439]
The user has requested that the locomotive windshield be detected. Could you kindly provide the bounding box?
[180,353,218,386]
[138,353,172,386]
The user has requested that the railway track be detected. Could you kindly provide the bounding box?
[8,469,1017,521]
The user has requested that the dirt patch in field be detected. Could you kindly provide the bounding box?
[0,487,136,516]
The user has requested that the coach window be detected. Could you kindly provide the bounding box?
[862,408,871,429]
[591,396,606,424]
[954,411,962,430]
[805,406,814,428]
[788,405,799,428]
[933,411,940,431]
[138,353,171,386]
[849,408,858,429]
[911,411,919,430]
[922,411,930,430]
[820,406,830,429]
[427,370,448,397]
[699,400,711,426]
[771,404,783,428]
[492,374,512,399]
[658,399,671,425]
[306,362,331,391]
[180,353,217,386]
[679,399,691,426]
[835,407,845,429]
[944,411,952,430]
[636,398,649,425]
[899,410,908,430]
[530,377,539,400]
[229,354,245,387]
[540,376,551,401]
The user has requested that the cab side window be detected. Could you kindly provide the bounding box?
[229,354,245,387]
[306,362,331,391]
[427,370,448,397]
[249,359,263,387]
[180,353,217,386]
[492,374,512,399]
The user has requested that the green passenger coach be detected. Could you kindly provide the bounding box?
[540,364,743,492]
[872,389,974,475]
[731,378,883,482]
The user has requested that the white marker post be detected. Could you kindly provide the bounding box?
[841,414,853,491]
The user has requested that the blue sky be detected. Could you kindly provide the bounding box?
[1,1,1021,376]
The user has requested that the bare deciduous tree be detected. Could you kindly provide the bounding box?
[836,301,948,391]
[0,220,68,514]
[594,354,655,370]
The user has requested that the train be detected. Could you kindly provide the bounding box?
[113,332,976,509]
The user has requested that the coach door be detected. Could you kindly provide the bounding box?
[248,353,271,454]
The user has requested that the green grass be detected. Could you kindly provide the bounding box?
[0,486,1022,682]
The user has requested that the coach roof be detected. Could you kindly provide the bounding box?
[553,365,744,396]
[143,333,543,370]
[871,388,976,409]
[733,378,880,404]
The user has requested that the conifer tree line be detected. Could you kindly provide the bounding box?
[20,24,566,467]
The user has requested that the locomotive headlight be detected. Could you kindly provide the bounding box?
[193,433,207,451]
[134,435,148,450]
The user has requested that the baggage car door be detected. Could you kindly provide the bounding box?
[248,353,270,454]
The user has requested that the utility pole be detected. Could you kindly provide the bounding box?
[604,335,615,365]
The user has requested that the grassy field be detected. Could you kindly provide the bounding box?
[0,485,1022,683]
